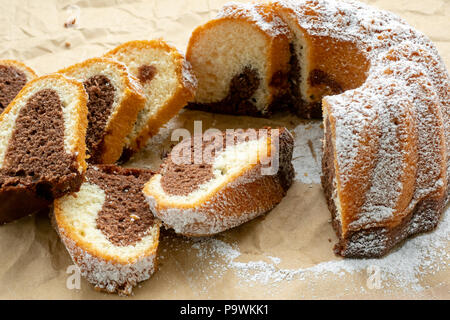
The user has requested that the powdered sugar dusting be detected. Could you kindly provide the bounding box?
[54,219,157,296]
[273,0,450,235]
[189,206,449,293]
[218,1,291,37]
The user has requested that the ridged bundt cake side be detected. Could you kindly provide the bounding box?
[271,0,449,257]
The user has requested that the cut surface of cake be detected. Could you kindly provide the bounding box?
[53,165,160,295]
[273,1,371,118]
[186,2,291,116]
[104,40,197,159]
[59,58,146,164]
[0,74,88,224]
[0,59,37,113]
[144,127,294,236]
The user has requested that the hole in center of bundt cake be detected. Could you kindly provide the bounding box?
[286,43,301,104]
[138,65,157,84]
[0,65,27,113]
[88,167,156,247]
[83,75,116,162]
[308,69,343,96]
[0,89,78,192]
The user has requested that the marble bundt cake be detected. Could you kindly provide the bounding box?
[59,58,146,164]
[0,74,88,224]
[187,0,449,257]
[144,127,294,236]
[186,2,292,116]
[104,40,197,160]
[53,165,160,295]
[0,60,37,113]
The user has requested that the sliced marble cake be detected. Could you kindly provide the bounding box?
[53,165,160,295]
[104,40,197,160]
[0,74,88,224]
[59,58,146,164]
[144,127,294,236]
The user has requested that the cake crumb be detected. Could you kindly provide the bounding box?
[63,4,80,29]
[64,18,77,28]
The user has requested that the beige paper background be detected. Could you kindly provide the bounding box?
[0,0,448,299]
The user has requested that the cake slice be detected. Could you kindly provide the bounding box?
[53,165,160,295]
[58,58,146,164]
[186,2,291,116]
[0,59,37,113]
[104,40,197,160]
[143,127,294,236]
[0,74,87,224]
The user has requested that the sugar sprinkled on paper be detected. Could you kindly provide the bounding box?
[190,205,448,293]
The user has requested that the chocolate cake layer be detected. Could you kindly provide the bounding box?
[276,127,295,192]
[160,128,294,197]
[0,89,83,224]
[0,89,78,190]
[83,75,116,163]
[160,130,254,196]
[187,66,262,115]
[138,65,157,84]
[88,165,156,247]
[160,133,224,196]
[0,65,27,113]
[161,163,214,196]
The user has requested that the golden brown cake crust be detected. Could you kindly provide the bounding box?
[58,57,146,164]
[105,40,197,157]
[322,118,445,257]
